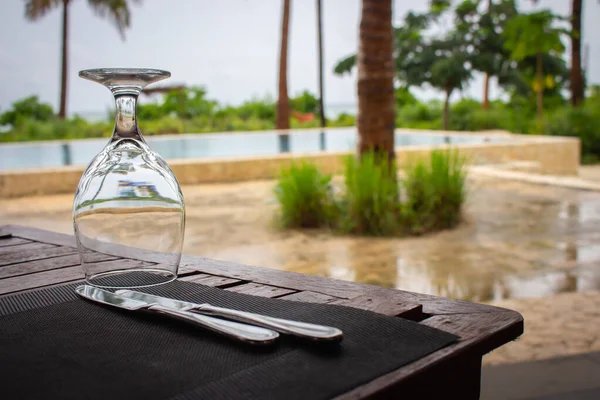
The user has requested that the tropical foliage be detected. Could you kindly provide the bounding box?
[274,161,335,228]
[23,0,138,118]
[502,10,568,118]
[334,0,573,128]
[274,150,467,236]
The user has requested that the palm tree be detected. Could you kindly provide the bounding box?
[24,0,138,119]
[570,0,584,106]
[532,0,585,106]
[316,0,326,129]
[276,0,291,130]
[357,0,395,161]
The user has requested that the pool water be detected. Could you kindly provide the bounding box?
[0,128,503,171]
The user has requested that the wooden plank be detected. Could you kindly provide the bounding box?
[334,311,523,400]
[180,258,504,316]
[334,294,422,319]
[0,225,373,300]
[180,274,244,288]
[0,259,155,295]
[0,242,56,255]
[0,245,78,267]
[281,292,422,319]
[420,312,524,345]
[1,225,509,316]
[0,237,32,248]
[225,282,297,298]
[0,252,119,279]
[280,291,341,304]
[2,225,77,247]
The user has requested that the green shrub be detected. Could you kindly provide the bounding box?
[140,117,184,135]
[449,98,481,131]
[1,96,55,126]
[402,149,466,233]
[272,151,467,237]
[274,161,335,228]
[289,91,319,114]
[331,113,355,127]
[340,152,399,235]
[467,108,506,131]
[233,97,276,120]
[395,87,418,108]
[397,101,443,129]
[137,103,167,121]
[0,117,112,142]
[544,97,600,163]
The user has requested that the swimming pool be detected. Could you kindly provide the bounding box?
[0,128,504,172]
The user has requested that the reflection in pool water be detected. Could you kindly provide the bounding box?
[0,128,506,171]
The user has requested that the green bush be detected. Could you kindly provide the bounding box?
[330,113,355,127]
[449,98,481,131]
[137,103,167,121]
[289,91,319,114]
[140,117,185,135]
[272,151,467,237]
[0,96,55,126]
[0,117,112,142]
[466,108,506,131]
[274,161,335,228]
[403,149,466,233]
[395,87,418,108]
[544,101,600,163]
[230,97,276,121]
[397,101,442,129]
[340,152,399,235]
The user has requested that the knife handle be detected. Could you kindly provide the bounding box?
[197,304,343,342]
[146,304,279,345]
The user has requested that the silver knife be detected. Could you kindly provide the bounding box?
[115,289,344,342]
[75,285,279,345]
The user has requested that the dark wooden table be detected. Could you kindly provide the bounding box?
[0,224,523,399]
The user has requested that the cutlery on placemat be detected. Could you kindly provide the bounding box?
[115,290,344,342]
[75,285,279,345]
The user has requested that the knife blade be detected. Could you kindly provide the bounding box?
[75,285,279,345]
[115,289,343,342]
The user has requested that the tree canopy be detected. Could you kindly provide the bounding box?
[333,0,573,126]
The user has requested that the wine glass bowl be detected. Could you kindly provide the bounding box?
[73,68,185,289]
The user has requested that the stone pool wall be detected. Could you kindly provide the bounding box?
[0,133,579,198]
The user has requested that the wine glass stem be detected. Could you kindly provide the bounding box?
[112,94,143,142]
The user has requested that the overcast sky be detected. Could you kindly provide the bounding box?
[0,0,598,118]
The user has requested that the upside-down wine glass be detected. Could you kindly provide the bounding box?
[73,68,185,289]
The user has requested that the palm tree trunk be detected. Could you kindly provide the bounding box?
[570,0,583,106]
[482,0,492,111]
[443,87,451,130]
[59,0,69,119]
[276,0,291,130]
[483,73,490,110]
[316,0,326,128]
[357,0,395,162]
[536,52,543,119]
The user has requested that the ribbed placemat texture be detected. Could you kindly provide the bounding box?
[0,278,457,400]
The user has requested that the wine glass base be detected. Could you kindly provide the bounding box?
[85,268,177,289]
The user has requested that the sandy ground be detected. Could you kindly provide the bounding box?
[2,170,600,365]
[484,291,600,365]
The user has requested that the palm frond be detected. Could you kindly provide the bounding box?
[24,0,62,20]
[87,0,140,39]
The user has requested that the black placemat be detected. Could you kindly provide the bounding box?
[0,278,457,400]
